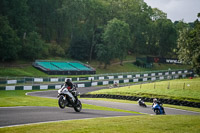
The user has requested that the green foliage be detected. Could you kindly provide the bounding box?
[154,19,177,56]
[49,43,65,57]
[0,0,33,38]
[69,37,91,60]
[21,31,47,60]
[151,8,167,20]
[0,16,20,61]
[177,13,200,75]
[0,0,194,65]
[99,18,131,68]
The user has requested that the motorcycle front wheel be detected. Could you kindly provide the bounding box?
[58,96,66,109]
[74,100,82,112]
[154,109,160,115]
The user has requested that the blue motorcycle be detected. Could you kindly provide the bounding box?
[152,103,165,115]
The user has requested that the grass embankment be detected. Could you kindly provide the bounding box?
[89,78,200,103]
[0,90,138,114]
[0,63,190,77]
[0,66,48,77]
[0,55,190,77]
[1,115,200,133]
[95,62,190,74]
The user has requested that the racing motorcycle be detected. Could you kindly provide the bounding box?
[138,99,147,107]
[152,103,165,115]
[57,84,82,112]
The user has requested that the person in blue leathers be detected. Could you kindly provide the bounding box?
[152,98,165,114]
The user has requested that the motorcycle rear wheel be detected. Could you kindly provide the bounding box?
[74,100,82,112]
[58,96,66,109]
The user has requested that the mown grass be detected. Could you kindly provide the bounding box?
[0,66,92,78]
[89,78,200,102]
[0,90,57,107]
[0,115,200,133]
[0,90,139,114]
[95,62,190,74]
[0,66,48,77]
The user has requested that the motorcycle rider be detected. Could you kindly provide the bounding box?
[65,79,73,90]
[152,98,165,114]
[152,98,162,105]
[152,98,158,105]
[62,79,75,103]
[138,98,147,107]
[138,98,142,103]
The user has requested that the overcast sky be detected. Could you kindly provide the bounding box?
[143,0,200,22]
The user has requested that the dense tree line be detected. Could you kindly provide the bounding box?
[177,13,200,75]
[0,0,197,69]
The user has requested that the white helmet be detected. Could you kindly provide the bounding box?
[153,98,157,102]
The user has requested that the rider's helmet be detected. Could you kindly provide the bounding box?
[65,78,71,83]
[138,98,141,101]
[153,98,157,103]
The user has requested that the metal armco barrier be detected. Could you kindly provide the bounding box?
[0,69,193,85]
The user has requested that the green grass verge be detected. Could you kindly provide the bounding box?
[0,90,139,114]
[0,115,200,133]
[89,78,200,102]
[0,66,91,78]
[0,66,48,77]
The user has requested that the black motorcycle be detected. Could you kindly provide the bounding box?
[138,99,147,107]
[57,85,82,112]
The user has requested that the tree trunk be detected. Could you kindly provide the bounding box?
[104,63,107,69]
[120,59,123,66]
[89,30,95,63]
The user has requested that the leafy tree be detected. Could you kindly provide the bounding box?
[151,8,167,21]
[177,13,200,75]
[119,0,153,55]
[22,31,47,60]
[82,0,109,62]
[49,43,65,57]
[154,19,177,56]
[0,0,181,63]
[0,16,20,61]
[69,36,91,61]
[1,0,33,38]
[96,43,112,69]
[174,20,189,33]
[100,18,131,67]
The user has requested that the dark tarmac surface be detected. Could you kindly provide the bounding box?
[0,86,199,128]
[28,89,200,115]
[0,106,138,127]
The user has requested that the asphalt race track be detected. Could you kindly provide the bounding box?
[0,106,138,127]
[28,88,200,115]
[0,86,199,128]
